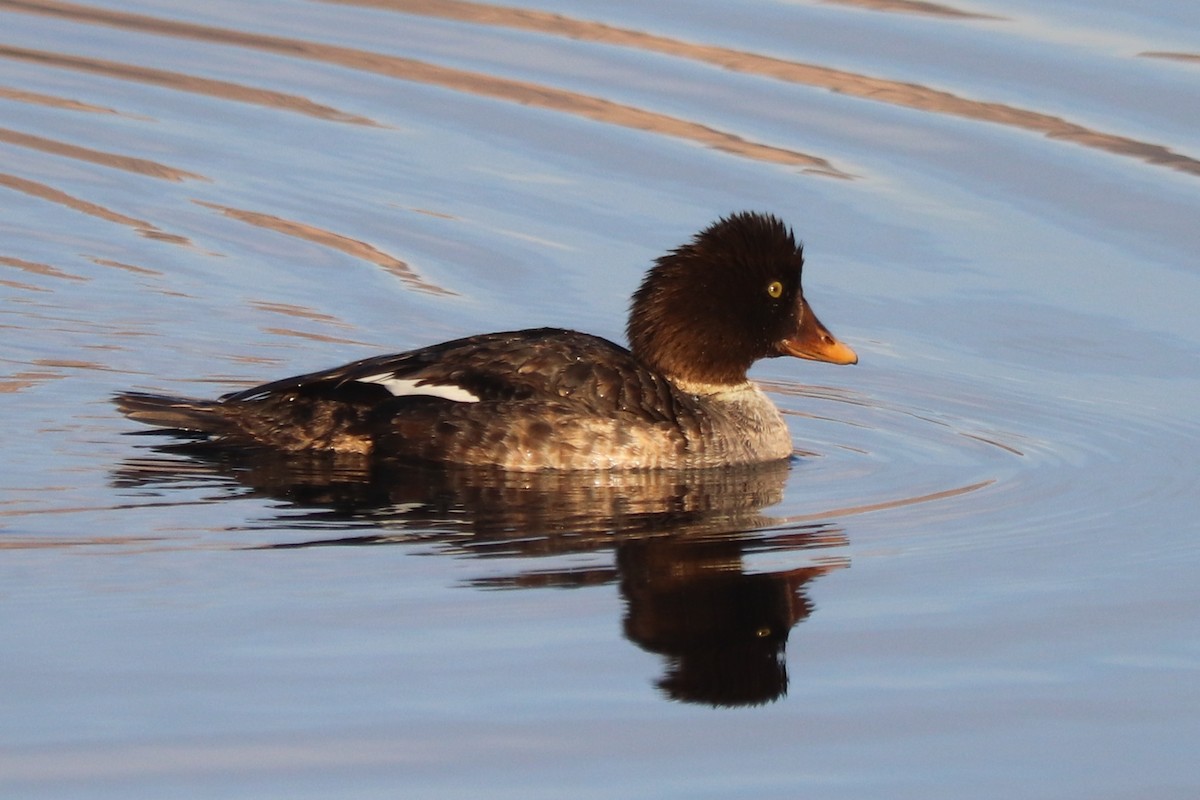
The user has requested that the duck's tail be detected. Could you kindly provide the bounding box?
[114,391,236,437]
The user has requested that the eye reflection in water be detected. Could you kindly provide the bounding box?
[114,445,847,707]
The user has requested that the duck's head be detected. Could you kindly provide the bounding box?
[627,211,857,387]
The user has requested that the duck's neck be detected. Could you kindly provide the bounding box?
[627,309,753,388]
[668,375,754,396]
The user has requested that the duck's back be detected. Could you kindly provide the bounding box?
[119,329,730,470]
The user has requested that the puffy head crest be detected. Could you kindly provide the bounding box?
[627,212,807,385]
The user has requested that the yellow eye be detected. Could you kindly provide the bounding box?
[766,280,783,299]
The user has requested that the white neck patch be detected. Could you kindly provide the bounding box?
[357,374,481,403]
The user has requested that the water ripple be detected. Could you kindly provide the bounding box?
[818,0,1000,19]
[348,0,1200,177]
[0,0,848,175]
[0,83,134,115]
[0,173,191,244]
[0,125,207,182]
[194,201,455,297]
[766,369,1200,561]
[0,43,381,125]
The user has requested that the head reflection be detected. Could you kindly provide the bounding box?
[618,537,838,707]
[114,447,847,707]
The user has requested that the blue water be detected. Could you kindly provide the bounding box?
[2,1,1198,797]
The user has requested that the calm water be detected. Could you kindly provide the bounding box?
[2,1,1198,797]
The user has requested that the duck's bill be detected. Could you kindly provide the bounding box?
[777,308,858,365]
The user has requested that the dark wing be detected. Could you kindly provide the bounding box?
[220,328,685,421]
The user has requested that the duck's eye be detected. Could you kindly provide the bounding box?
[766,280,784,299]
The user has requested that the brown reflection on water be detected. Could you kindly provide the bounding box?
[0,535,168,549]
[31,357,120,372]
[0,368,63,393]
[0,277,44,292]
[2,0,1194,176]
[0,84,130,116]
[0,0,846,176]
[337,0,1200,177]
[112,446,849,706]
[818,0,999,18]
[253,301,370,346]
[0,254,88,283]
[0,44,381,126]
[89,257,162,278]
[0,173,191,244]
[250,301,355,328]
[1140,51,1200,64]
[0,126,206,182]
[259,327,369,346]
[194,202,454,297]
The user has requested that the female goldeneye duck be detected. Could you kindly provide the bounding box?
[116,211,857,471]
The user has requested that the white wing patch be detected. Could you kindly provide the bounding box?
[357,374,481,403]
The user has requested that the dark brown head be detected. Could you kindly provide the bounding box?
[626,212,856,386]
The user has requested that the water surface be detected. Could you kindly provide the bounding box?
[2,1,1198,798]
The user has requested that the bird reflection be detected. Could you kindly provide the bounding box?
[618,537,836,707]
[114,443,847,707]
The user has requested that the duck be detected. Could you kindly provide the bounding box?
[115,211,857,471]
